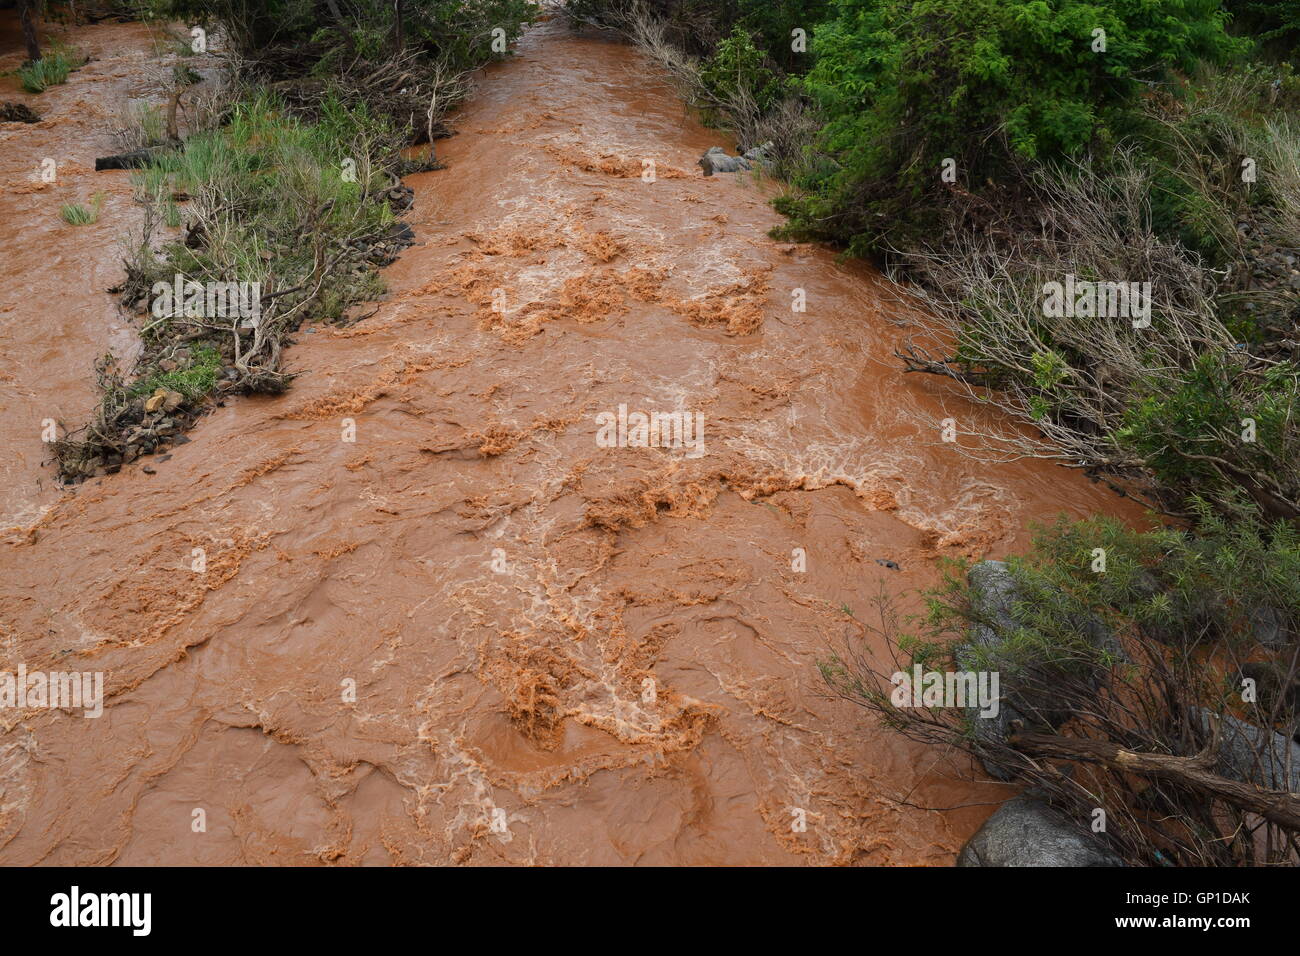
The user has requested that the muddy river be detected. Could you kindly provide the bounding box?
[0,14,1138,864]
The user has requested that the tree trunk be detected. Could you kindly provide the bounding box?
[391,0,404,52]
[19,0,42,63]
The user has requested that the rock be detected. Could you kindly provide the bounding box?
[161,390,184,413]
[0,101,41,123]
[956,561,1024,780]
[386,222,415,245]
[94,146,173,171]
[142,465,156,475]
[144,388,167,413]
[1192,708,1300,792]
[1250,605,1293,649]
[957,794,1123,866]
[159,359,178,372]
[956,560,1119,780]
[698,146,752,177]
[741,141,774,163]
[875,558,901,570]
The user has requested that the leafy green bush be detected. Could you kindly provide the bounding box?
[698,26,782,119]
[780,0,1244,254]
[1116,354,1300,519]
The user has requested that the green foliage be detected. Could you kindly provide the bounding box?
[128,346,223,401]
[699,26,782,117]
[1114,353,1300,513]
[136,91,399,326]
[1225,0,1300,61]
[731,0,830,73]
[19,48,79,93]
[60,193,105,226]
[151,0,536,70]
[780,0,1243,253]
[702,27,780,111]
[913,504,1300,678]
[1142,63,1300,266]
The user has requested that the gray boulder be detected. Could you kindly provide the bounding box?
[957,794,1124,867]
[698,146,752,176]
[1249,605,1294,649]
[956,561,1022,780]
[956,560,1119,780]
[1192,708,1300,793]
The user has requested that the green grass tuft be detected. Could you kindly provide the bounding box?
[59,192,105,226]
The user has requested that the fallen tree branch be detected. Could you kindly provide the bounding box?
[1010,726,1300,831]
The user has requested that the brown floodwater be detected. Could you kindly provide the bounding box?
[0,15,1144,865]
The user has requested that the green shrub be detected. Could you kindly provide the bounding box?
[823,503,1300,865]
[781,0,1244,254]
[1115,354,1300,519]
[698,25,782,119]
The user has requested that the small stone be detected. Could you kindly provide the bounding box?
[142,465,156,475]
[159,359,178,372]
[144,388,167,413]
[162,390,184,412]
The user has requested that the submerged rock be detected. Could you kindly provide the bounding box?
[0,102,41,123]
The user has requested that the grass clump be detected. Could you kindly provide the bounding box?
[59,193,105,226]
[54,90,413,480]
[19,46,84,93]
[126,346,223,402]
